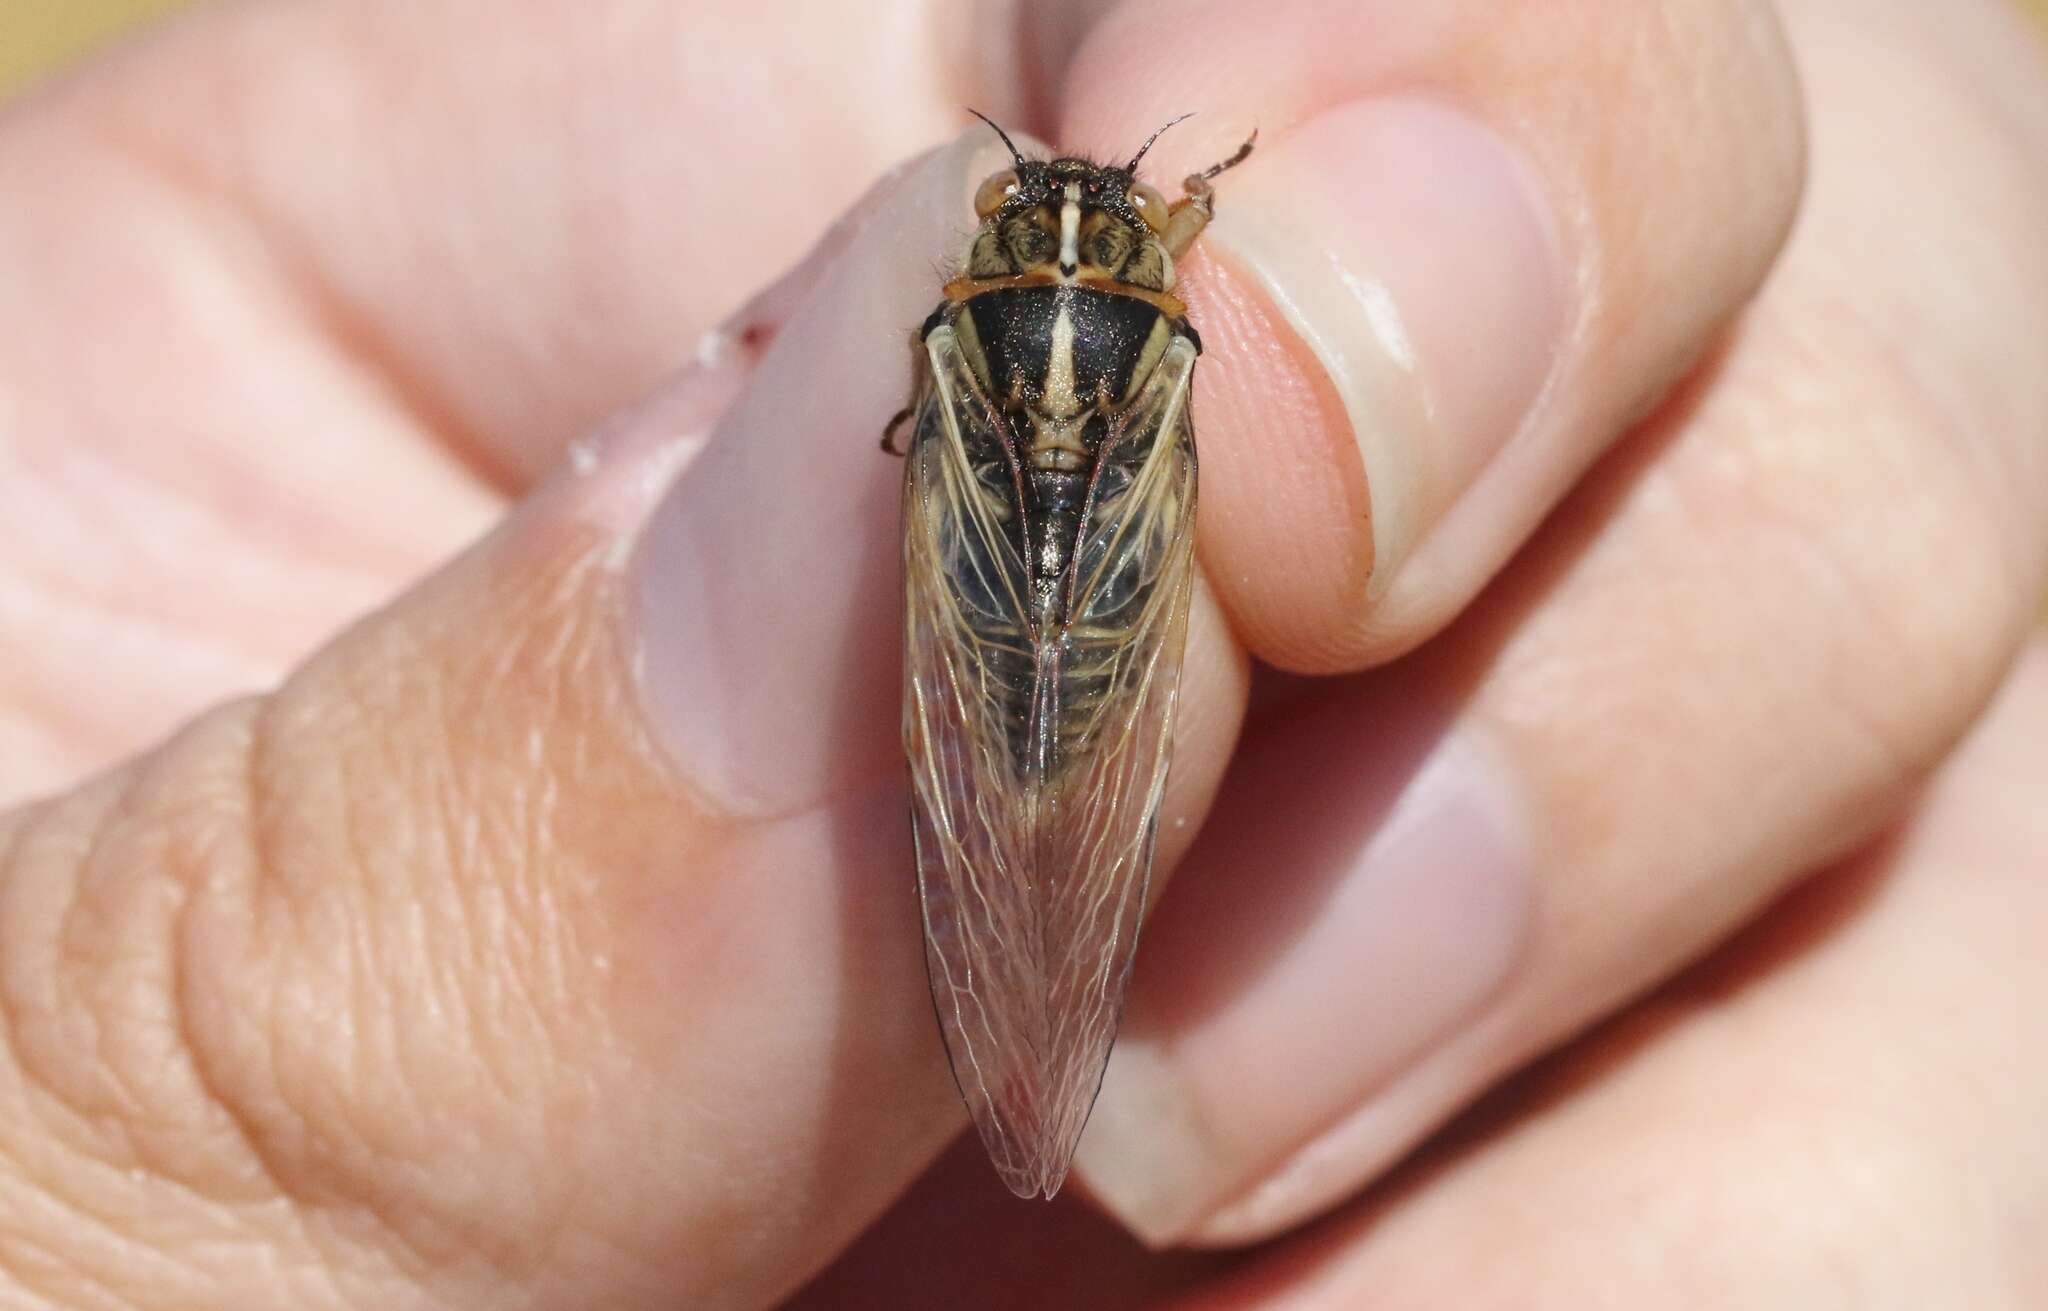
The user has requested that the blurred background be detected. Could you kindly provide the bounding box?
[6,0,2048,97]
[2,0,186,94]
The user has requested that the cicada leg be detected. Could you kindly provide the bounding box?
[880,407,913,455]
[884,308,956,456]
[1160,129,1258,258]
[881,334,930,456]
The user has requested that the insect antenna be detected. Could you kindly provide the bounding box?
[1126,112,1196,172]
[966,108,1026,165]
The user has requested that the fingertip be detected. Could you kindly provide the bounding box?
[1177,90,1570,675]
[1179,247,1377,674]
[1054,0,1808,679]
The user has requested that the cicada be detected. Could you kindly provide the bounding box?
[893,112,1253,1199]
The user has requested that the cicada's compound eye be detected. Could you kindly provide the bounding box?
[975,169,1022,220]
[1127,181,1170,234]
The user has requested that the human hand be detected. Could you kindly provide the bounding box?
[1,1,2044,1308]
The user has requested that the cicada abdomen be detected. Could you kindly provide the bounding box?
[899,114,1252,1199]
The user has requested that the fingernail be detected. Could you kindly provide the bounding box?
[628,131,1021,818]
[1075,703,1532,1243]
[1208,98,1566,599]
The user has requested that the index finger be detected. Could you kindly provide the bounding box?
[1058,0,1805,668]
[17,1,1139,486]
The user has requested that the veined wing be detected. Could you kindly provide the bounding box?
[904,324,1198,1199]
[1029,332,1198,1195]
[902,324,1040,1194]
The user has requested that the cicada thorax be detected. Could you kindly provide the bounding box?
[954,286,1175,565]
[939,275,1189,781]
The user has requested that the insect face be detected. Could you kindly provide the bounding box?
[966,156,1178,293]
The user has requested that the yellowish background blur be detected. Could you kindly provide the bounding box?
[5,0,2048,97]
[2,0,187,94]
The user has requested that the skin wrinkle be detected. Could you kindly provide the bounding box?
[1834,218,2048,524]
[48,39,524,500]
[1739,300,2042,761]
[1798,28,2048,461]
[0,809,167,1304]
[2,1144,207,1309]
[47,770,156,1152]
[147,674,537,1301]
[1643,378,1953,790]
[119,145,509,502]
[0,452,319,786]
[248,746,497,1294]
[1879,281,2048,574]
[162,705,370,1304]
[0,569,261,780]
[0,711,345,1309]
[302,739,517,1277]
[0,809,58,1160]
[0,121,499,796]
[465,547,622,1051]
[52,105,510,509]
[0,378,443,630]
[0,1230,138,1311]
[216,527,690,1299]
[1503,347,1939,909]
[312,633,442,1206]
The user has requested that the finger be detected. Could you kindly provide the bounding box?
[0,131,1249,1310]
[12,0,1132,490]
[1074,0,2048,1241]
[49,0,952,482]
[1170,637,2048,1308]
[1056,0,1805,669]
[0,0,896,796]
[1,0,934,792]
[0,0,1113,797]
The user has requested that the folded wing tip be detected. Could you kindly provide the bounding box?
[964,1073,1091,1201]
[988,1133,1077,1201]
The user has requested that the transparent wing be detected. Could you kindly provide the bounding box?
[902,325,1041,1194]
[904,324,1198,1199]
[1031,333,1198,1195]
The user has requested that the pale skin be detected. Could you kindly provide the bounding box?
[1,1,2046,1308]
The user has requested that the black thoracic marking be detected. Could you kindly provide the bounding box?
[960,285,1164,415]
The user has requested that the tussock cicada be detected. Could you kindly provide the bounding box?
[891,112,1253,1199]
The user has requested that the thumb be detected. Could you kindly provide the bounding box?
[0,137,998,1311]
